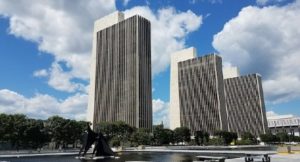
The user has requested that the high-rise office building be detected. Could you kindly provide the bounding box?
[176,53,228,134]
[170,47,196,130]
[224,73,268,136]
[87,12,152,130]
[170,47,268,136]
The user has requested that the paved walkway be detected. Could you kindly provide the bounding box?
[227,154,300,162]
[0,152,79,158]
[125,149,277,155]
[1,148,299,161]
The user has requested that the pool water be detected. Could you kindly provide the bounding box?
[0,152,239,162]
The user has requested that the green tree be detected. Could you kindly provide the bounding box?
[24,119,50,149]
[61,119,84,147]
[276,132,289,143]
[290,135,300,142]
[0,114,27,149]
[45,116,68,148]
[208,137,224,145]
[232,132,238,144]
[160,128,175,145]
[240,132,257,145]
[9,114,28,150]
[131,128,151,146]
[75,121,89,147]
[115,121,135,145]
[260,133,277,144]
[95,121,116,141]
[1,113,88,149]
[241,132,255,141]
[203,132,210,145]
[95,121,135,146]
[214,131,237,145]
[0,114,10,141]
[174,127,191,144]
[153,124,174,145]
[195,131,204,145]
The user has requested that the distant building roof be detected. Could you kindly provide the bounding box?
[267,115,300,128]
[268,115,295,120]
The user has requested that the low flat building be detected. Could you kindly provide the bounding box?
[268,115,300,136]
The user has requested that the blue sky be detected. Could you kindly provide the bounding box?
[0,0,300,126]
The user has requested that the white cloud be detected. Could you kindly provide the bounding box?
[266,111,278,117]
[153,99,167,113]
[0,2,202,92]
[47,62,85,93]
[266,111,294,118]
[0,0,116,92]
[213,0,300,104]
[0,89,87,120]
[0,2,202,126]
[0,89,170,125]
[33,69,48,77]
[152,99,169,127]
[122,0,130,6]
[125,6,202,75]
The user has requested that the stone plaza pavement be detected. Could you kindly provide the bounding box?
[227,154,300,162]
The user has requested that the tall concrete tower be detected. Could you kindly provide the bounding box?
[224,73,268,136]
[87,12,152,130]
[170,47,196,130]
[177,54,228,134]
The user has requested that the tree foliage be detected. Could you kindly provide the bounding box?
[260,133,277,144]
[0,113,88,150]
[95,121,135,146]
[214,131,237,145]
[131,128,151,146]
[237,132,257,145]
[174,127,191,144]
[45,116,88,148]
[195,130,211,145]
[153,124,174,145]
[276,132,289,143]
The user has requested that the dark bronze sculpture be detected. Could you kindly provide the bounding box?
[78,124,114,157]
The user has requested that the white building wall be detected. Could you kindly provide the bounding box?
[268,115,300,136]
[169,47,196,130]
[223,66,240,79]
[87,12,125,126]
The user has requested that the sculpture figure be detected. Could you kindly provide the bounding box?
[78,124,114,157]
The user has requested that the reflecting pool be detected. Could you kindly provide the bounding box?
[0,152,240,162]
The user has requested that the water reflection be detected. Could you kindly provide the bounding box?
[1,152,230,162]
[83,152,197,162]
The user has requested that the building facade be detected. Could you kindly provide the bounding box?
[87,12,152,130]
[223,67,240,79]
[224,74,268,136]
[170,47,196,130]
[169,47,268,136]
[177,54,228,134]
[268,115,300,136]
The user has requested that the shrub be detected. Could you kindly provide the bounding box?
[208,137,224,145]
[236,139,254,145]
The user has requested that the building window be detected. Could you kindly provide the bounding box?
[290,129,294,136]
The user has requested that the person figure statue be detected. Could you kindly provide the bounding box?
[78,123,114,157]
[78,123,97,157]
